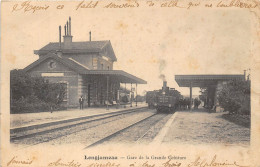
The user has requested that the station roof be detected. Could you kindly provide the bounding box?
[83,70,147,84]
[24,53,146,84]
[34,40,117,61]
[175,74,245,87]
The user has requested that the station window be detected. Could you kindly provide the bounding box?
[93,57,98,70]
[101,64,103,70]
[107,66,110,70]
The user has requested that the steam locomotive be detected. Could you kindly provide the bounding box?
[146,81,182,113]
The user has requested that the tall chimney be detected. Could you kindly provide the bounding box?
[57,25,63,57]
[244,70,246,80]
[59,26,61,49]
[66,21,69,35]
[89,31,91,41]
[63,18,73,48]
[69,17,71,35]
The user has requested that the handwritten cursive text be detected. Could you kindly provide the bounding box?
[12,1,49,13]
[48,158,81,167]
[188,155,249,167]
[7,156,34,166]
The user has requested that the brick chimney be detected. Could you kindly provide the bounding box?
[63,17,73,48]
[57,25,62,57]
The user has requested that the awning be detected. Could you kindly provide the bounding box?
[24,53,146,84]
[175,74,244,87]
[83,70,147,84]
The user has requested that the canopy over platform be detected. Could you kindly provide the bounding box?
[24,53,146,84]
[175,74,245,110]
[83,70,147,84]
[175,74,245,87]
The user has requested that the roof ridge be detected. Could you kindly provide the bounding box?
[36,40,117,61]
[100,40,110,50]
[46,40,109,43]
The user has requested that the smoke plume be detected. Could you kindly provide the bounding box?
[159,74,166,81]
[158,59,167,81]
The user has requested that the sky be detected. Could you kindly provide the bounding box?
[2,1,253,96]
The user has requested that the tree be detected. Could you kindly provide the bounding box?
[10,69,66,113]
[218,80,250,115]
[10,69,39,100]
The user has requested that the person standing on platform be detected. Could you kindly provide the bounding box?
[79,96,84,110]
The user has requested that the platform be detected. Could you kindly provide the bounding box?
[157,108,250,146]
[11,103,147,129]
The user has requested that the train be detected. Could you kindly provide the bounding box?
[146,81,182,113]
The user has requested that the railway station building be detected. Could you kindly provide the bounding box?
[24,17,146,108]
[175,74,245,112]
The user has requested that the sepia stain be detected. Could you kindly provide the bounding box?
[32,156,38,161]
[187,56,200,70]
[238,151,244,159]
[116,21,128,30]
[146,28,152,33]
[211,36,215,45]
[148,57,158,64]
[167,26,173,35]
[10,24,18,30]
[30,151,39,162]
[220,53,227,60]
[6,53,16,64]
[249,8,260,33]
[128,59,134,63]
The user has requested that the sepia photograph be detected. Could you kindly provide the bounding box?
[1,0,260,167]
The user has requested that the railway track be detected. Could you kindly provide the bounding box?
[11,107,174,149]
[85,113,172,148]
[11,107,148,143]
[135,113,172,143]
